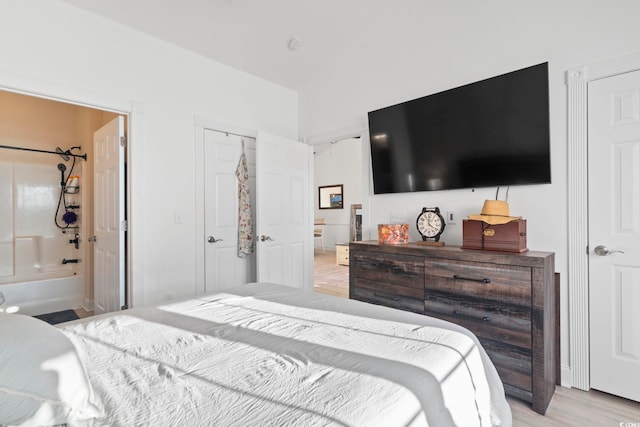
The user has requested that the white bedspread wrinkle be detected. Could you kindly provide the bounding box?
[60,282,512,427]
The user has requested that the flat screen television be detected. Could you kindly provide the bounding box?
[368,62,550,194]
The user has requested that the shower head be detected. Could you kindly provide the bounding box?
[56,147,70,161]
[57,163,67,187]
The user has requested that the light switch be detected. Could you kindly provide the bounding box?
[446,211,457,224]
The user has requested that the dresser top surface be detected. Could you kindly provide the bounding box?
[350,240,554,267]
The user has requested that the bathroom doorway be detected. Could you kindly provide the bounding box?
[0,89,127,316]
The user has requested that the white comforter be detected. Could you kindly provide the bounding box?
[60,283,512,426]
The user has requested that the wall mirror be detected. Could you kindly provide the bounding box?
[319,184,343,209]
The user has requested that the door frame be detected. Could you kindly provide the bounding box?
[306,124,369,242]
[194,115,257,294]
[567,51,640,390]
[0,72,143,309]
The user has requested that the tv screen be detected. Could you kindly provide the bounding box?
[368,63,550,194]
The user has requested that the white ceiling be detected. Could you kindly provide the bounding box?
[58,0,393,92]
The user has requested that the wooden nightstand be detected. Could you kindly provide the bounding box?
[336,243,350,265]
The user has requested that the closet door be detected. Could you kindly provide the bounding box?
[203,130,256,292]
[588,69,640,402]
[256,131,312,289]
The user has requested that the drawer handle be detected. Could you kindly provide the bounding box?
[362,262,401,270]
[452,309,491,322]
[365,262,404,272]
[453,274,491,284]
[374,292,400,302]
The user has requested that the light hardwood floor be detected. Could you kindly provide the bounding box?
[313,248,349,298]
[313,249,640,425]
[74,307,94,319]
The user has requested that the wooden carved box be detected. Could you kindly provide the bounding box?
[461,219,528,253]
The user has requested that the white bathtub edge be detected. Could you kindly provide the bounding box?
[0,276,83,316]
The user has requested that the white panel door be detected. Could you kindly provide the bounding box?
[94,116,125,314]
[588,69,640,402]
[204,130,256,292]
[256,131,312,289]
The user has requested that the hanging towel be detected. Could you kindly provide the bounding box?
[236,146,254,258]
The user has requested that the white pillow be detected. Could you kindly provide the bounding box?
[0,313,102,426]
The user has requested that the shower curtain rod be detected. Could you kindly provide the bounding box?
[0,144,87,160]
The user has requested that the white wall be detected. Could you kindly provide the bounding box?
[299,1,640,386]
[313,138,363,247]
[0,0,298,306]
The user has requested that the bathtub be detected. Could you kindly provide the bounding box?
[0,235,84,315]
[0,275,83,316]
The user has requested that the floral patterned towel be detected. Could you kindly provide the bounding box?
[236,150,254,258]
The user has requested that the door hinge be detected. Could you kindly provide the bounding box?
[120,136,128,148]
[121,220,128,231]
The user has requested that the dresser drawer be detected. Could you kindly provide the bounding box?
[352,253,424,289]
[423,294,531,348]
[423,297,534,392]
[424,259,531,306]
[352,278,424,314]
[479,338,533,393]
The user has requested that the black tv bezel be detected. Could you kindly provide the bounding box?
[367,62,551,194]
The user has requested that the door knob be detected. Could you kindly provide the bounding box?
[207,236,223,243]
[593,245,624,256]
[260,235,274,242]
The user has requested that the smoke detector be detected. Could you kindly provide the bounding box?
[288,37,302,51]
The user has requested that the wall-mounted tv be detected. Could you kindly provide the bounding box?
[368,62,550,194]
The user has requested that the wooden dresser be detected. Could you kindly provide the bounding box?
[349,241,556,414]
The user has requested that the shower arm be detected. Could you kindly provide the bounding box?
[0,144,87,160]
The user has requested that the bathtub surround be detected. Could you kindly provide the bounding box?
[0,162,82,283]
[0,163,12,277]
[0,161,84,315]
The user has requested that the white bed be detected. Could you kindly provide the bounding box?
[0,283,512,426]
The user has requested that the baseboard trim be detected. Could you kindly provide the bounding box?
[82,297,94,312]
[561,364,572,388]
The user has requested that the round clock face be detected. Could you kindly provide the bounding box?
[417,211,444,238]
